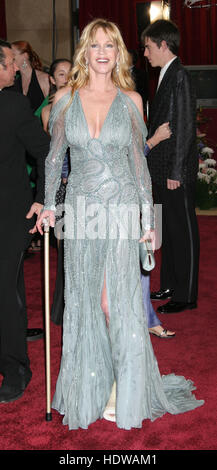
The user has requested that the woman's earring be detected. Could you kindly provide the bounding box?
[22,58,27,69]
[116,61,120,74]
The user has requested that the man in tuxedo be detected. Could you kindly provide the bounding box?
[142,20,199,314]
[0,40,50,403]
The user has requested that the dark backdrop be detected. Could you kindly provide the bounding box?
[79,0,217,65]
[1,1,217,64]
[0,0,7,40]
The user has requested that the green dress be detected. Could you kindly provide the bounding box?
[44,89,204,430]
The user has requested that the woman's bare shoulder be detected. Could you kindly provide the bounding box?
[36,69,49,79]
[120,89,144,117]
[52,86,72,106]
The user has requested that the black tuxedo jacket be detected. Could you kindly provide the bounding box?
[147,57,198,187]
[0,90,50,252]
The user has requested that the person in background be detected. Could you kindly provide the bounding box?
[142,20,199,314]
[141,272,175,338]
[143,125,175,338]
[8,41,50,339]
[41,58,72,132]
[11,41,50,256]
[11,40,49,112]
[0,40,50,403]
[128,51,175,338]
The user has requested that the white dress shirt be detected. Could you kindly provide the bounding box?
[157,56,177,90]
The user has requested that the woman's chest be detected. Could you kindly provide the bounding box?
[65,91,132,148]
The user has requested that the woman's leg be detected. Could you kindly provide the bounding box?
[101,272,110,328]
[101,272,116,421]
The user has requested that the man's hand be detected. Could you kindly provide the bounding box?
[26,202,43,234]
[167,179,180,190]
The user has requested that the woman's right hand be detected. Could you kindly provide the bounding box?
[36,209,56,235]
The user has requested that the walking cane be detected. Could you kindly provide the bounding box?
[43,218,52,421]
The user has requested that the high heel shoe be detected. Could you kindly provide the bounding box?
[103,381,116,422]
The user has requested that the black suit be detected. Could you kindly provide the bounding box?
[147,58,199,303]
[0,89,50,384]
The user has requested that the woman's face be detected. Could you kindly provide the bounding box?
[51,61,71,90]
[11,46,28,70]
[85,27,119,76]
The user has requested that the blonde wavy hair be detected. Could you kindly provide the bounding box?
[67,18,135,99]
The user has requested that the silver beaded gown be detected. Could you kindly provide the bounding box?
[44,88,204,430]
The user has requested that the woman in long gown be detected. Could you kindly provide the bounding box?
[37,18,203,430]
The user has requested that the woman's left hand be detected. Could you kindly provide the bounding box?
[139,229,155,250]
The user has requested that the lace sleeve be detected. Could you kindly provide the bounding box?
[124,95,155,232]
[44,92,71,210]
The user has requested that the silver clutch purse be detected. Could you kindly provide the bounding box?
[139,240,155,271]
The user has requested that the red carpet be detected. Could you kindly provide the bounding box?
[0,216,217,452]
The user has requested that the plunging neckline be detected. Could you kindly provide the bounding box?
[77,88,119,141]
